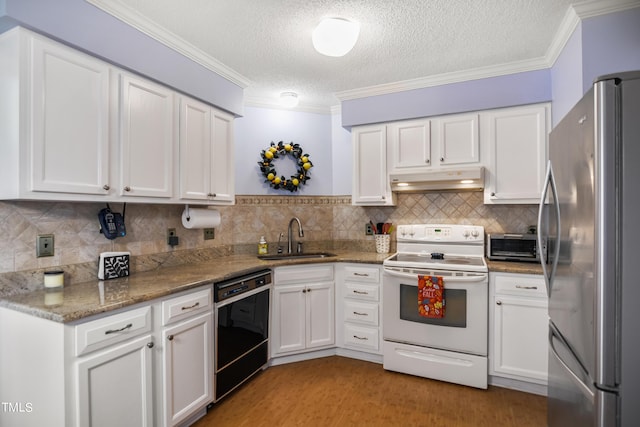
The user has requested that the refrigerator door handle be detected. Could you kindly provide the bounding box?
[538,160,561,296]
[549,326,595,405]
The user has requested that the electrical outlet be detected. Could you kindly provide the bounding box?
[36,234,55,257]
[167,228,179,247]
[365,223,374,236]
[203,228,215,240]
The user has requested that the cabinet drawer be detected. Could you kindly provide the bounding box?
[162,287,212,326]
[344,282,379,302]
[343,324,379,351]
[275,265,333,285]
[494,274,546,298]
[343,265,380,283]
[75,306,151,356]
[344,300,378,326]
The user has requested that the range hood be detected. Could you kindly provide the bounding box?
[390,167,485,192]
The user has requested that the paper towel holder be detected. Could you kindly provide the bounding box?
[184,204,191,221]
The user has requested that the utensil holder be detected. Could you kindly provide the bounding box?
[375,234,391,254]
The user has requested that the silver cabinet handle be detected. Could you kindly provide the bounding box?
[353,335,368,341]
[302,289,307,293]
[181,302,200,310]
[440,157,445,162]
[103,184,110,191]
[124,186,131,192]
[167,335,174,341]
[146,342,154,348]
[515,285,538,290]
[426,159,430,164]
[353,273,370,277]
[105,323,133,335]
[353,290,369,295]
[490,192,496,197]
[353,311,367,316]
[496,300,502,305]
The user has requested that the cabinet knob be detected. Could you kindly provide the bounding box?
[103,184,110,191]
[496,300,502,305]
[302,289,307,293]
[124,186,131,192]
[167,335,174,341]
[146,342,154,348]
[491,192,496,197]
[426,159,430,164]
[440,157,445,162]
[208,193,216,198]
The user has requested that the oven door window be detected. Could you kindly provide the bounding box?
[217,289,269,369]
[399,283,466,327]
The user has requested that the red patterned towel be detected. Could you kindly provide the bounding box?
[418,275,445,318]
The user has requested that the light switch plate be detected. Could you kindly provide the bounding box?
[36,234,54,257]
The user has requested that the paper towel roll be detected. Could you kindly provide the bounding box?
[182,207,221,229]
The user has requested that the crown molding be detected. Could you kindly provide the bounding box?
[336,0,640,102]
[85,0,251,88]
[243,95,332,114]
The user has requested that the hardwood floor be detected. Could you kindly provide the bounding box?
[194,356,546,427]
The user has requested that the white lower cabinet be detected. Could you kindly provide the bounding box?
[335,264,382,354]
[76,334,155,427]
[0,285,213,427]
[489,272,548,387]
[271,265,335,357]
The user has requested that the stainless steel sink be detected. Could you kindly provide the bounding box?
[257,252,336,261]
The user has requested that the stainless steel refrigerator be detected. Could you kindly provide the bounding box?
[538,71,640,426]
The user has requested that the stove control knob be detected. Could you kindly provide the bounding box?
[463,230,470,238]
[471,229,480,238]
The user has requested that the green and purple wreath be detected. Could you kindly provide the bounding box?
[258,141,313,192]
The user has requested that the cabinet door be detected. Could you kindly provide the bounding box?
[388,119,431,172]
[306,281,335,349]
[209,108,235,203]
[179,96,211,200]
[492,295,548,382]
[76,334,154,427]
[162,312,213,427]
[436,113,479,165]
[30,37,110,195]
[272,284,307,355]
[352,124,395,205]
[484,104,548,203]
[119,74,174,198]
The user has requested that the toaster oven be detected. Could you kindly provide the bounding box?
[487,233,544,262]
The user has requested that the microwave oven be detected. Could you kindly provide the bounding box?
[487,233,544,263]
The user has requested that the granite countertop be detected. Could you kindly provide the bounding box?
[0,250,541,324]
[0,251,388,323]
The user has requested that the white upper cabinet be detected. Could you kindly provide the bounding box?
[387,119,431,172]
[0,27,111,199]
[179,96,234,204]
[352,124,396,206]
[435,113,480,166]
[483,104,549,204]
[117,73,175,198]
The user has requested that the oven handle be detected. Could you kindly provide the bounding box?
[383,269,487,283]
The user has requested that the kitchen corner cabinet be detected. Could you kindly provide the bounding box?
[352,124,396,206]
[0,26,111,198]
[483,104,550,204]
[489,272,548,386]
[335,264,382,354]
[117,73,175,199]
[271,265,335,356]
[179,96,235,204]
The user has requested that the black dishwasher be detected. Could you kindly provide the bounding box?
[213,269,271,402]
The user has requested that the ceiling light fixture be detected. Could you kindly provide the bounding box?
[279,92,299,108]
[312,17,360,57]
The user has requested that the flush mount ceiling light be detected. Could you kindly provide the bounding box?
[279,92,299,108]
[312,17,360,57]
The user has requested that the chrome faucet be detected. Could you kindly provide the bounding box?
[288,217,304,254]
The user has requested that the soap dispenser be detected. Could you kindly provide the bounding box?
[258,236,268,255]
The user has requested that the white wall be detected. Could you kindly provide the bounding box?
[234,107,333,195]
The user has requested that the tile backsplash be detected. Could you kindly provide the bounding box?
[0,192,537,296]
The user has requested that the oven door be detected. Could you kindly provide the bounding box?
[383,267,488,356]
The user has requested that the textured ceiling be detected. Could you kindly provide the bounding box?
[111,0,582,109]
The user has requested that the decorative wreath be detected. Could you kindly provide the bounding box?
[258,141,313,192]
